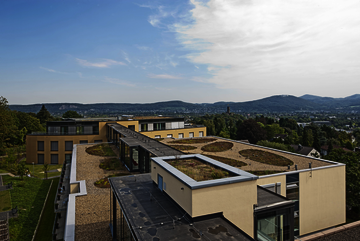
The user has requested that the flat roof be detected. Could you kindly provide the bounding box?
[160,137,342,175]
[109,123,183,157]
[110,174,254,241]
[152,154,258,190]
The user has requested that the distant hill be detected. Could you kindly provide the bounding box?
[9,94,360,115]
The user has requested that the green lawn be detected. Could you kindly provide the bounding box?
[2,175,52,241]
[0,190,12,211]
[26,164,62,179]
[0,169,8,173]
[34,177,59,241]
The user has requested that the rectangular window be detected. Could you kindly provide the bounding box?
[51,141,58,151]
[51,154,58,164]
[178,133,184,138]
[93,126,99,134]
[80,140,88,144]
[189,132,194,138]
[60,126,68,135]
[155,135,161,138]
[128,125,135,131]
[65,154,72,163]
[94,140,102,143]
[154,123,165,131]
[199,131,203,137]
[167,134,173,138]
[76,126,84,134]
[286,183,299,201]
[38,154,44,164]
[38,141,44,151]
[141,124,148,131]
[65,141,73,151]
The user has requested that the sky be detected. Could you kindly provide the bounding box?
[1,0,360,104]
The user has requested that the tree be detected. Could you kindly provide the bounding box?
[43,164,50,179]
[13,111,44,135]
[62,110,82,118]
[0,96,19,155]
[326,149,360,216]
[265,123,285,140]
[257,140,295,152]
[237,119,267,144]
[17,161,27,180]
[36,105,52,124]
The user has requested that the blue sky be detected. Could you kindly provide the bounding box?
[2,0,360,104]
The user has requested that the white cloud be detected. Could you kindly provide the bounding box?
[76,58,126,68]
[39,67,70,74]
[102,77,135,87]
[148,74,182,79]
[174,0,360,97]
[122,51,131,64]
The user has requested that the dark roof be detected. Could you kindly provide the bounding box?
[256,186,293,210]
[109,123,183,157]
[290,145,315,156]
[110,174,254,241]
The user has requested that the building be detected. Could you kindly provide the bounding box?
[290,144,320,157]
[26,116,206,166]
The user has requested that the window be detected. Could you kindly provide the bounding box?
[51,141,58,151]
[94,140,102,143]
[51,154,58,164]
[38,141,44,151]
[65,141,73,151]
[76,126,84,134]
[154,123,165,131]
[286,183,299,201]
[155,135,161,138]
[80,140,88,144]
[199,131,203,137]
[65,154,72,163]
[128,125,135,131]
[189,132,194,138]
[93,126,99,134]
[141,124,148,131]
[167,134,173,138]
[178,133,184,138]
[38,154,44,164]
[61,126,68,135]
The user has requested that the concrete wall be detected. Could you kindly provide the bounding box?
[151,160,193,215]
[192,181,257,237]
[299,165,346,235]
[257,175,287,197]
[141,126,206,139]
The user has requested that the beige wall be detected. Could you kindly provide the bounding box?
[257,175,287,197]
[151,160,193,215]
[299,165,346,235]
[142,126,206,139]
[192,181,257,237]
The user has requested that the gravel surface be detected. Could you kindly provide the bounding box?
[75,144,118,241]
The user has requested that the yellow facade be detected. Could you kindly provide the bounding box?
[26,120,205,164]
[299,165,346,235]
[151,159,257,238]
[257,175,287,197]
[141,126,206,139]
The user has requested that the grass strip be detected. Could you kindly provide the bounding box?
[3,175,52,241]
[0,189,12,211]
[33,177,59,241]
[25,164,62,179]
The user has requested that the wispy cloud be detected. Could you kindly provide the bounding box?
[39,67,70,74]
[76,58,126,68]
[173,0,360,97]
[121,51,131,64]
[148,74,182,79]
[102,77,135,87]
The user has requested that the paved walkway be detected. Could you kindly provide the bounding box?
[75,144,121,241]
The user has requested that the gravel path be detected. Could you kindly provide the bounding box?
[75,145,117,241]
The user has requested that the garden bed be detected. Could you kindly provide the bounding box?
[169,138,217,144]
[86,143,116,156]
[239,149,294,166]
[247,170,285,176]
[201,142,233,152]
[99,158,127,171]
[204,154,247,168]
[167,158,236,181]
[169,145,197,151]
